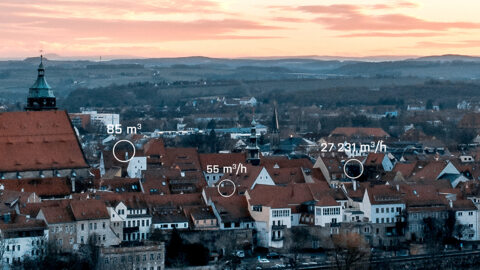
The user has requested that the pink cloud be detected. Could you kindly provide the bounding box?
[338,32,443,38]
[271,17,306,23]
[270,3,478,31]
[0,14,284,43]
[315,13,480,31]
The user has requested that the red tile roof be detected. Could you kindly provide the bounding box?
[392,162,417,178]
[458,113,480,129]
[452,199,477,211]
[366,185,404,205]
[0,110,89,172]
[40,205,75,224]
[330,127,389,138]
[248,182,338,208]
[260,157,313,169]
[267,167,305,185]
[0,178,71,197]
[69,200,109,220]
[365,153,385,166]
[163,147,201,171]
[143,138,166,164]
[199,153,246,171]
[0,215,47,232]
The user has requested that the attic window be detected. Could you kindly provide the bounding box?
[252,205,262,212]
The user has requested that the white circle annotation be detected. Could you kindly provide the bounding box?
[343,158,364,180]
[217,179,236,198]
[112,139,136,163]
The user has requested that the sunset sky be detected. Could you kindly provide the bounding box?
[1,0,480,59]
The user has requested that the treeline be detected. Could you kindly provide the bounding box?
[62,79,480,112]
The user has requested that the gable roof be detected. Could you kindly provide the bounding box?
[163,147,201,171]
[330,127,389,138]
[365,185,404,205]
[69,200,109,220]
[219,165,265,192]
[0,178,71,197]
[365,153,386,166]
[199,153,246,171]
[248,182,338,208]
[0,110,89,172]
[40,205,75,224]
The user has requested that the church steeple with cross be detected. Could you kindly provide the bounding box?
[25,55,57,111]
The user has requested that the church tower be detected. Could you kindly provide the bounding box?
[25,55,57,111]
[246,118,261,166]
[271,101,280,151]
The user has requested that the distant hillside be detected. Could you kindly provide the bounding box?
[412,54,480,62]
[2,54,480,103]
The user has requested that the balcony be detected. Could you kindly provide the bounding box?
[271,235,284,242]
[272,224,286,230]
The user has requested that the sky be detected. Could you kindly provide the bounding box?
[1,0,480,59]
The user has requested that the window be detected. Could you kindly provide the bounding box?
[458,212,463,216]
[94,223,97,230]
[376,208,379,213]
[396,207,401,213]
[142,220,145,227]
[376,218,379,223]
[146,220,150,226]
[253,205,262,212]
[381,208,384,213]
[103,222,106,229]
[386,208,389,213]
[381,218,384,223]
[143,255,147,261]
[150,254,154,260]
[469,212,473,216]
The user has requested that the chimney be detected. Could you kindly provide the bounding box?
[71,178,76,193]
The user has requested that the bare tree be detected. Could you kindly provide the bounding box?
[331,232,370,270]
[0,234,6,269]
